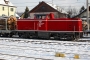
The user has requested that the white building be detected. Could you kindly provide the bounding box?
[0,0,16,16]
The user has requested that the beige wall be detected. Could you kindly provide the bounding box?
[29,12,66,19]
[80,11,90,18]
[88,0,90,6]
[30,12,55,19]
[0,5,16,16]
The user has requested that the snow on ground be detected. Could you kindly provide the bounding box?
[0,37,90,60]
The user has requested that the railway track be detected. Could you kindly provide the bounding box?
[0,37,90,60]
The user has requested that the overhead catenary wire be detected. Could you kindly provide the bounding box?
[10,0,86,8]
[14,2,85,7]
[13,2,85,4]
[8,0,88,12]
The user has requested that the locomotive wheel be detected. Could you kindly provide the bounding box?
[8,34,13,37]
[3,33,9,37]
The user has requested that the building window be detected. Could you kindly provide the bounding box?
[42,6,45,9]
[2,7,4,11]
[10,8,14,11]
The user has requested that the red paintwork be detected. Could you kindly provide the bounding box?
[17,13,82,32]
[17,19,36,30]
[46,19,82,31]
[17,18,82,32]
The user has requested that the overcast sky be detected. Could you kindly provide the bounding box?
[10,0,90,12]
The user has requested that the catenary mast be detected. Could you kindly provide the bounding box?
[87,0,89,31]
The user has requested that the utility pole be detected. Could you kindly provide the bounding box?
[87,0,89,31]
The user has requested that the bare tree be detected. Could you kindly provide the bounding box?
[67,7,78,18]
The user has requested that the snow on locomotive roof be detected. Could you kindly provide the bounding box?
[0,0,15,6]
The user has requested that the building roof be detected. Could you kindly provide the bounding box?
[73,6,90,18]
[17,12,24,17]
[0,0,15,6]
[30,1,68,14]
[47,3,68,14]
[15,13,20,17]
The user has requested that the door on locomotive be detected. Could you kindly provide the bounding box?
[34,13,56,39]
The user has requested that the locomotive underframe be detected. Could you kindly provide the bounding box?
[0,30,12,37]
[9,30,83,40]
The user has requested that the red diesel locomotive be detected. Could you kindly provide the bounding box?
[15,13,83,40]
[0,13,83,40]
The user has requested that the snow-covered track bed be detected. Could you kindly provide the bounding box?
[0,37,90,60]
